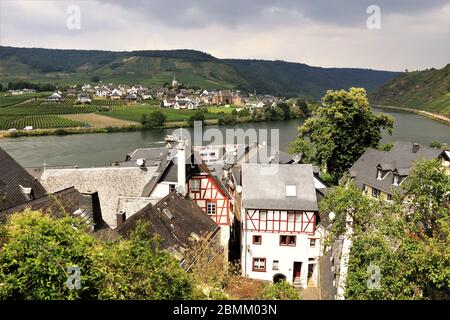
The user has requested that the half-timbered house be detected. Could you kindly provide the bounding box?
[240,163,323,288]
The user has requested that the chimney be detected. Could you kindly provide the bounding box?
[177,142,187,196]
[116,211,126,227]
[412,143,420,153]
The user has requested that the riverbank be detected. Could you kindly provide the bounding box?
[373,104,450,126]
[0,119,223,138]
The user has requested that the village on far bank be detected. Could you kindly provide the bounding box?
[1,74,313,135]
[7,74,287,109]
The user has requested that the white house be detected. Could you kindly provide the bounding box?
[240,163,323,288]
[45,92,63,102]
[174,100,195,110]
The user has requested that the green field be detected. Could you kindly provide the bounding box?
[106,106,220,122]
[0,94,234,130]
[0,115,86,130]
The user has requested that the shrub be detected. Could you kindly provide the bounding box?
[260,281,300,300]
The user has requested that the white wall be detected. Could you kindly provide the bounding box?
[242,231,321,287]
[149,182,174,199]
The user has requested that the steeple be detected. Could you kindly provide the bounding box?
[172,72,178,88]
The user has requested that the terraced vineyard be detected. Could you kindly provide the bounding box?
[0,115,86,129]
[91,99,127,106]
[2,103,99,115]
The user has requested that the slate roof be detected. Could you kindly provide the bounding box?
[40,166,158,228]
[0,186,116,239]
[238,143,293,165]
[116,191,220,258]
[349,141,442,194]
[0,147,47,211]
[241,163,318,211]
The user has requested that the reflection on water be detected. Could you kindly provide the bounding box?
[0,108,448,168]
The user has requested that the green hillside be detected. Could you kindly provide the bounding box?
[0,46,399,100]
[371,64,450,116]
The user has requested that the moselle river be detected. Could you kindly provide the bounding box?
[0,107,448,168]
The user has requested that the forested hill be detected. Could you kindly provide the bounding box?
[0,46,399,100]
[371,64,450,116]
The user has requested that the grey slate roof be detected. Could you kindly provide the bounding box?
[0,186,116,239]
[116,191,220,259]
[349,141,442,194]
[40,166,158,228]
[241,163,318,211]
[238,143,293,165]
[0,148,47,211]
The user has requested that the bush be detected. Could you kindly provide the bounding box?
[429,141,442,149]
[260,281,300,300]
[0,211,193,300]
[147,110,167,128]
[188,110,206,126]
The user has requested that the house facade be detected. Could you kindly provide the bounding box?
[240,164,323,288]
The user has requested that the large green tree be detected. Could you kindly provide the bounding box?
[321,159,450,299]
[0,211,192,300]
[289,88,394,180]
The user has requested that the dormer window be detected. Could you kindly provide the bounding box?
[393,174,404,186]
[285,184,296,197]
[377,169,383,180]
[393,174,399,186]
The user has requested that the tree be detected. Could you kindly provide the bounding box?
[140,114,148,126]
[91,76,100,83]
[99,223,192,299]
[0,83,3,92]
[289,88,394,181]
[0,211,193,300]
[0,210,104,299]
[322,159,450,300]
[147,111,167,128]
[296,98,310,117]
[188,110,205,126]
[277,103,292,120]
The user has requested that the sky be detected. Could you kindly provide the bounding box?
[0,0,449,71]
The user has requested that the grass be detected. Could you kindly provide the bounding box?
[105,106,220,122]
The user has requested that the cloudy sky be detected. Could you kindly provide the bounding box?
[0,0,449,71]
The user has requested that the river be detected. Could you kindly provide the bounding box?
[0,107,448,168]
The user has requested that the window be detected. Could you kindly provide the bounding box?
[288,211,295,222]
[273,260,279,270]
[206,201,216,215]
[285,184,297,197]
[376,169,383,180]
[169,184,176,192]
[252,258,266,272]
[393,174,404,186]
[253,235,262,245]
[260,210,266,220]
[310,239,317,248]
[363,184,368,193]
[190,179,200,192]
[387,193,393,201]
[280,235,296,246]
[372,188,380,198]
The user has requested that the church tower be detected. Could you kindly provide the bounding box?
[171,72,178,88]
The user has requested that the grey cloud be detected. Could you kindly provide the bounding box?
[103,0,449,28]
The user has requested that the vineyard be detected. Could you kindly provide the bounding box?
[90,99,127,107]
[0,115,86,130]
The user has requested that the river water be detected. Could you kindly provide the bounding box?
[0,107,448,168]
